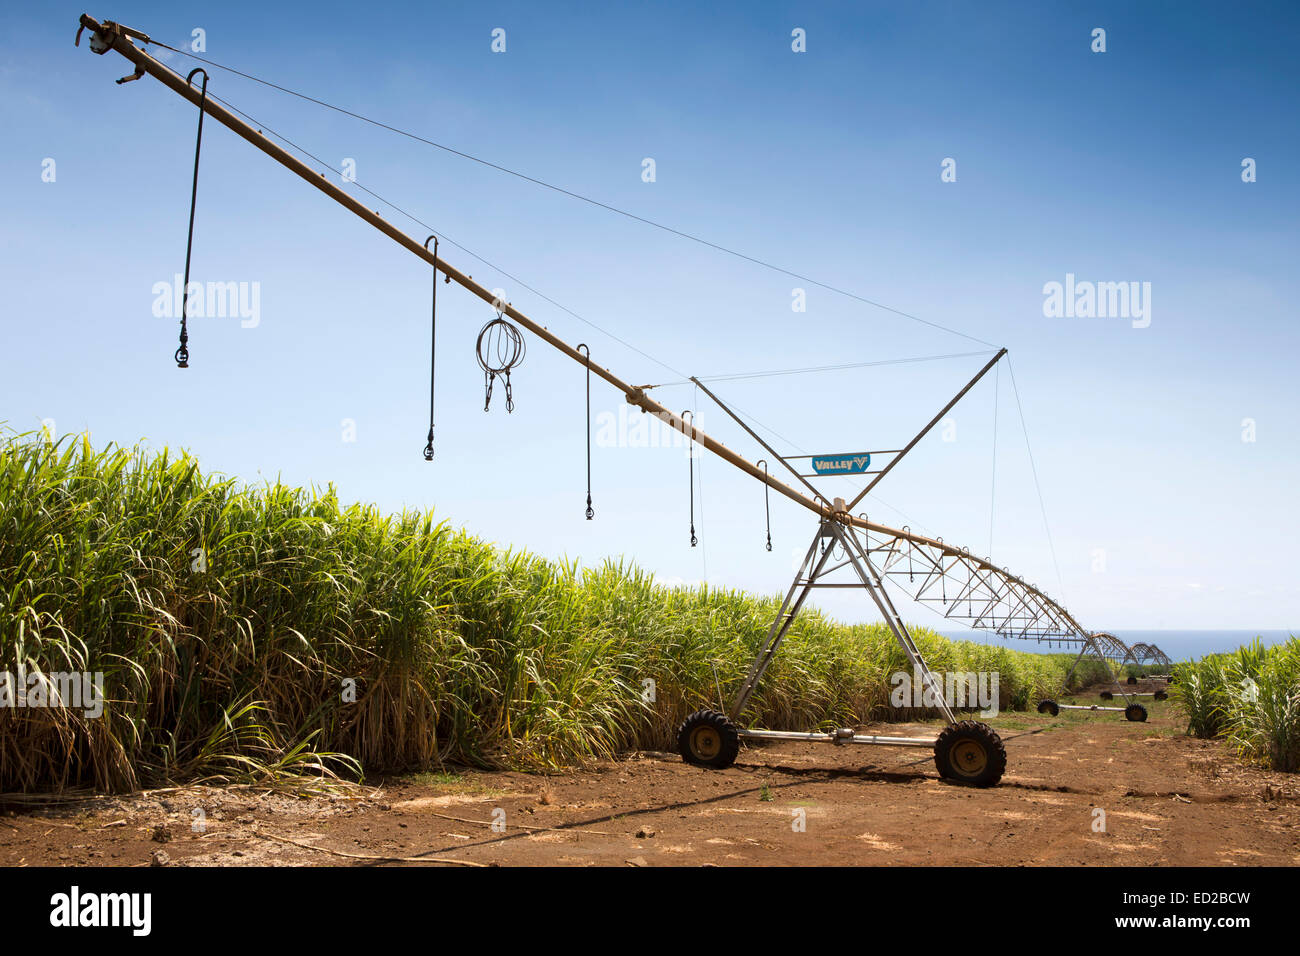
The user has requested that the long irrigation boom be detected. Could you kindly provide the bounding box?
[77,14,1114,655]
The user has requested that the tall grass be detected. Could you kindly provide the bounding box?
[2,432,1094,793]
[1172,637,1300,772]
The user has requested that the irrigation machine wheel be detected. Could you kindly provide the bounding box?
[1153,690,1169,702]
[1036,700,1060,717]
[933,720,1007,787]
[1124,703,1149,722]
[1127,676,1138,685]
[677,709,740,769]
[1100,691,1114,700]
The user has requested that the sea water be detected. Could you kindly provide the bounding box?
[939,629,1296,662]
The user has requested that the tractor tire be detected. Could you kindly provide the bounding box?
[1124,703,1149,722]
[933,720,1006,787]
[677,709,740,769]
[1037,699,1060,717]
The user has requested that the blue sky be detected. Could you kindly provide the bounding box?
[2,2,1297,637]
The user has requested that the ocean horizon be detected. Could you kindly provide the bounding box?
[936,629,1296,663]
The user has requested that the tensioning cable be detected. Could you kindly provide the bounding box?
[191,84,688,383]
[988,362,999,555]
[141,38,999,351]
[683,409,697,547]
[423,234,438,460]
[644,350,997,389]
[577,343,594,519]
[175,67,208,368]
[1007,356,1066,603]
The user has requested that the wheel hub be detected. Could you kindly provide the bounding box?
[690,726,721,760]
[950,739,989,776]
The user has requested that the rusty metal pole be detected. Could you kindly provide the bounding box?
[76,16,824,515]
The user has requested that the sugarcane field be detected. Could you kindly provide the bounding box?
[1,0,1294,939]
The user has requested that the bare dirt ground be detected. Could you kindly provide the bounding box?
[4,686,1298,867]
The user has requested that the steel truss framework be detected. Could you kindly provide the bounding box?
[1127,642,1173,672]
[843,531,1172,711]
[732,516,956,727]
[756,520,1147,712]
[714,514,1006,786]
[1091,638,1174,701]
[1058,631,1141,708]
[75,17,1165,783]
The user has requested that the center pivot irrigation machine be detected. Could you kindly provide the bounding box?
[76,16,1159,789]
[1091,640,1172,702]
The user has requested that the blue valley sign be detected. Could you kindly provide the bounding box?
[810,453,872,476]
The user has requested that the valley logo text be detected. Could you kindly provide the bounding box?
[50,887,151,936]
